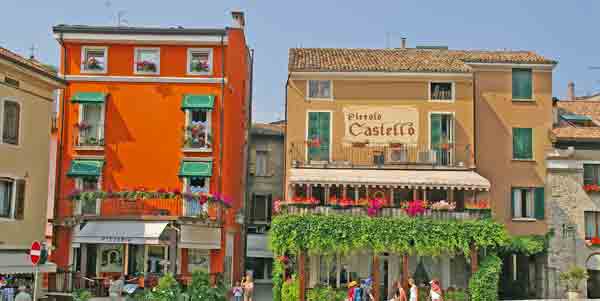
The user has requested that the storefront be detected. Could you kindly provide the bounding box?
[0,251,56,299]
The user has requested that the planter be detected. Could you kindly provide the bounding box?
[567,291,580,300]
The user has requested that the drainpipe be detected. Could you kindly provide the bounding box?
[242,48,255,279]
[219,33,225,219]
[472,72,477,168]
[53,33,68,259]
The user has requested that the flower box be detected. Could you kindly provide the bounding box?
[586,237,600,247]
[584,184,600,193]
[136,60,157,73]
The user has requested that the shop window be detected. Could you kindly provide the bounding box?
[245,257,273,281]
[134,48,160,74]
[81,46,107,73]
[320,256,338,287]
[188,249,210,273]
[184,109,211,149]
[308,80,333,100]
[128,245,145,275]
[393,189,412,206]
[187,48,212,75]
[430,82,453,101]
[147,245,167,274]
[312,186,325,204]
[2,100,20,145]
[99,245,123,273]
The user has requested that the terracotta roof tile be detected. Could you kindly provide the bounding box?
[554,101,600,140]
[0,47,62,82]
[289,48,556,73]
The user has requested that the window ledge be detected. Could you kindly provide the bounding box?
[133,71,160,76]
[428,99,455,103]
[0,217,16,222]
[80,70,107,75]
[0,142,20,149]
[512,159,536,162]
[305,97,334,101]
[512,218,537,222]
[75,145,105,151]
[182,148,212,153]
[512,99,535,103]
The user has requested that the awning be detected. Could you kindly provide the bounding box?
[74,221,168,245]
[288,168,491,191]
[0,252,57,274]
[561,114,592,122]
[181,95,215,110]
[67,160,104,177]
[246,234,273,258]
[179,225,221,249]
[179,161,212,177]
[71,92,106,103]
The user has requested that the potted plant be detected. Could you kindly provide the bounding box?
[559,266,589,300]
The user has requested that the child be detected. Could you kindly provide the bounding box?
[232,281,244,301]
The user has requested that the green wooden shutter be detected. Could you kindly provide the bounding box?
[15,179,25,220]
[308,112,320,161]
[513,128,533,159]
[431,114,442,148]
[512,69,533,99]
[319,112,330,161]
[534,187,545,220]
[584,165,594,185]
[267,194,273,222]
[510,188,516,218]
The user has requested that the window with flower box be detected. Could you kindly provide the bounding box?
[75,177,100,216]
[586,212,600,241]
[584,164,600,187]
[184,110,212,150]
[183,176,210,217]
[81,46,107,73]
[187,48,212,75]
[77,103,104,147]
[134,48,160,74]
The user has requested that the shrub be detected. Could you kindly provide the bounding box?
[307,284,346,301]
[272,259,285,301]
[445,289,467,301]
[140,273,183,301]
[559,266,589,292]
[186,270,227,301]
[468,255,502,301]
[72,289,92,301]
[281,275,299,301]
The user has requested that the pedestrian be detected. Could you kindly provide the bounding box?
[408,278,418,301]
[242,273,254,301]
[347,281,357,301]
[390,280,407,301]
[429,279,443,301]
[14,286,31,301]
[108,275,124,301]
[232,280,244,301]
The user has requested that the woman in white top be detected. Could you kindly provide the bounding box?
[429,279,442,301]
[408,278,418,301]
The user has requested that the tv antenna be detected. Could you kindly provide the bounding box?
[28,44,38,60]
[104,1,129,26]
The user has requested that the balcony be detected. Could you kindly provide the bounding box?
[289,140,473,169]
[74,122,104,150]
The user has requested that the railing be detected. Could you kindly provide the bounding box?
[289,141,473,168]
[285,205,491,220]
[92,198,223,223]
[74,122,104,148]
[183,126,212,149]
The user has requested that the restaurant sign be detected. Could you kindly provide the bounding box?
[343,106,418,145]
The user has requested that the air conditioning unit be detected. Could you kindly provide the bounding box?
[387,147,409,163]
[417,150,437,164]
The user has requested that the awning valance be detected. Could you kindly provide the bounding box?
[74,221,168,245]
[67,160,104,177]
[0,252,57,274]
[71,92,106,103]
[179,225,221,249]
[181,95,215,110]
[288,168,491,191]
[179,161,212,177]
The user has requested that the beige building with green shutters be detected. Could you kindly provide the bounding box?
[284,45,555,299]
[0,47,65,284]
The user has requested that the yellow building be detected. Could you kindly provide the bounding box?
[0,47,65,288]
[283,46,555,299]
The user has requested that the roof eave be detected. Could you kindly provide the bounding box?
[0,53,66,86]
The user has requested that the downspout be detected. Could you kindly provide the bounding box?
[219,33,225,211]
[472,71,477,168]
[242,48,254,276]
[284,73,291,200]
[53,32,67,255]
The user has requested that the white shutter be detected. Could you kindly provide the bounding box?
[513,189,522,218]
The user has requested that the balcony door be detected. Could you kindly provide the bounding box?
[307,111,331,162]
[430,113,454,165]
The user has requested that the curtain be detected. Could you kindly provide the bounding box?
[586,212,596,239]
[83,104,102,139]
[512,188,522,218]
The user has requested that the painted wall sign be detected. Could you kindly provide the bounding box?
[343,106,418,145]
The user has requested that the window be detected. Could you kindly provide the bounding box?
[255,150,268,176]
[318,255,356,288]
[251,194,271,224]
[184,177,210,217]
[187,48,212,75]
[2,100,20,145]
[585,164,600,185]
[307,80,332,99]
[81,47,107,73]
[77,103,104,147]
[512,128,533,160]
[76,177,100,215]
[512,68,533,100]
[0,178,25,220]
[4,76,19,88]
[134,48,160,74]
[245,257,273,281]
[185,110,211,149]
[307,111,331,162]
[511,187,544,220]
[586,212,600,239]
[430,82,453,101]
[188,249,210,273]
[430,113,454,165]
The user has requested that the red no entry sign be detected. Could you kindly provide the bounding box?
[29,241,41,265]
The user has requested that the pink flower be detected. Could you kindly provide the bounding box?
[222,196,233,207]
[199,194,209,205]
[406,200,426,217]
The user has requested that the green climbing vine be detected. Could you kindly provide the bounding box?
[468,255,502,301]
[269,214,509,256]
[272,258,285,301]
[502,234,550,255]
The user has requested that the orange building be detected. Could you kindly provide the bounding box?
[49,12,251,289]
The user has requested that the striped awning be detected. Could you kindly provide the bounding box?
[288,168,490,191]
[181,95,215,110]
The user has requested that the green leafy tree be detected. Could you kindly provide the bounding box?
[141,273,183,301]
[468,255,502,301]
[281,275,299,301]
[186,270,227,301]
[72,289,93,301]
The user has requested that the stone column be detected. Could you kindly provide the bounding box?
[299,251,306,301]
[373,255,380,301]
[402,254,409,288]
[169,228,177,274]
[470,245,478,273]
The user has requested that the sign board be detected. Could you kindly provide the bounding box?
[343,106,418,145]
[29,241,41,265]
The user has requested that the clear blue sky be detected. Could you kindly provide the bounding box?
[2,0,599,122]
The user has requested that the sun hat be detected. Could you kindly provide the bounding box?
[348,281,358,288]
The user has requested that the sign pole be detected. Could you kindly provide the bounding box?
[33,265,38,301]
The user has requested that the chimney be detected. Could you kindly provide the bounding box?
[401,37,407,49]
[231,11,245,29]
[568,81,576,101]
